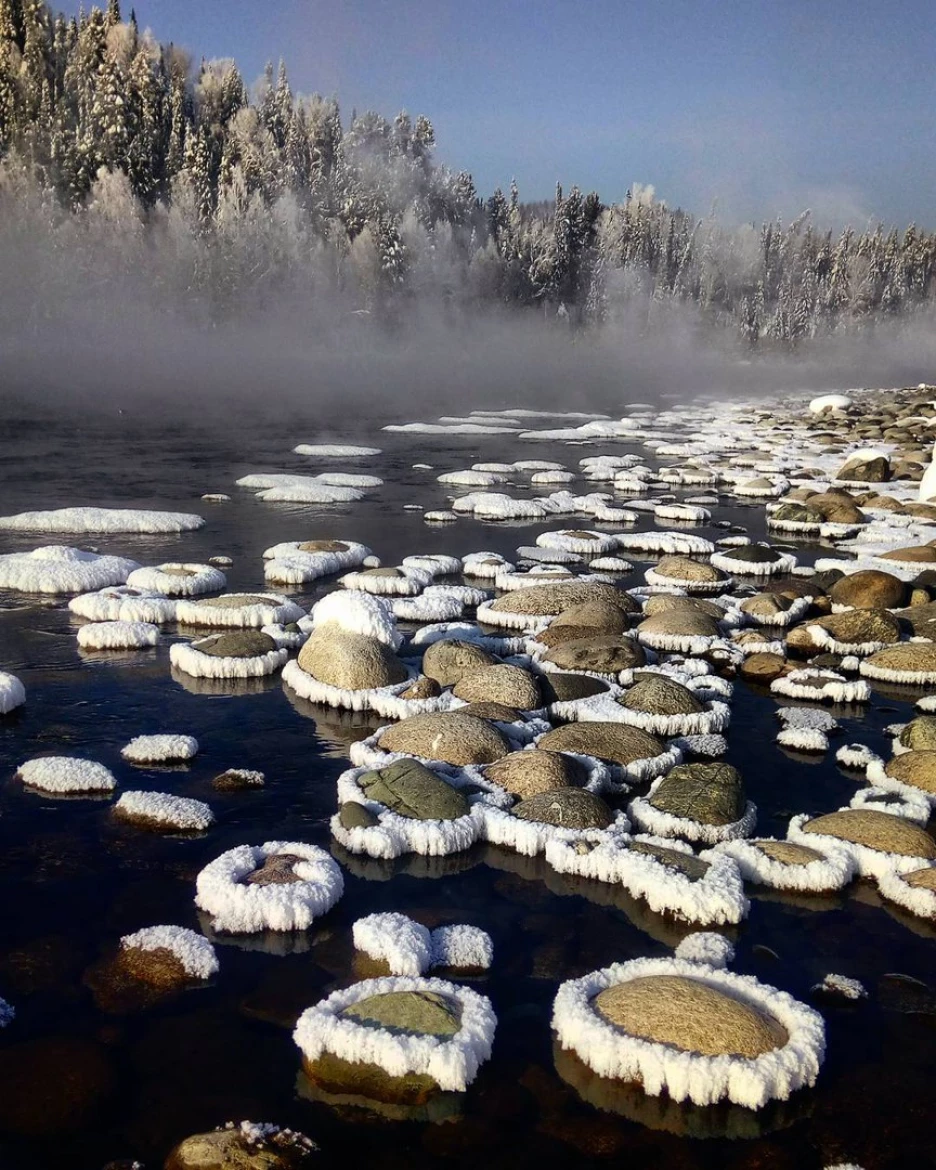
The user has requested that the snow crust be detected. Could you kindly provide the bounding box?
[69,586,177,624]
[126,563,226,597]
[169,642,289,679]
[353,913,432,975]
[294,444,381,457]
[552,956,825,1109]
[0,546,139,593]
[176,593,305,628]
[76,620,159,650]
[705,838,855,892]
[341,567,431,596]
[115,790,215,831]
[121,734,198,763]
[120,925,219,979]
[195,841,344,932]
[431,924,494,970]
[770,669,871,704]
[674,932,735,968]
[293,975,497,1091]
[0,506,204,533]
[18,755,117,794]
[0,671,26,715]
[311,589,401,648]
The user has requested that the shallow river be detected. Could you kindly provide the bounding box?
[0,406,931,1170]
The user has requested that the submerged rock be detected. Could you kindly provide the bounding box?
[165,1121,319,1170]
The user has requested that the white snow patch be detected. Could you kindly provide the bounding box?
[0,546,138,594]
[0,507,204,534]
[120,925,219,979]
[121,734,198,764]
[674,933,735,968]
[115,790,215,831]
[76,621,159,650]
[69,586,177,624]
[17,756,116,795]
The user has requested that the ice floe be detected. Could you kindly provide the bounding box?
[126,563,226,597]
[121,734,199,764]
[76,620,160,650]
[0,506,204,533]
[17,755,117,795]
[114,790,215,831]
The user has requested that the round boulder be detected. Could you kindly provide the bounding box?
[543,635,646,674]
[487,581,638,618]
[378,712,510,766]
[884,751,936,795]
[512,787,613,829]
[482,749,589,798]
[648,762,745,825]
[593,976,787,1058]
[193,630,276,658]
[829,570,907,610]
[421,639,499,686]
[537,722,666,766]
[358,758,470,819]
[452,664,543,709]
[297,627,408,689]
[618,675,704,716]
[802,809,936,857]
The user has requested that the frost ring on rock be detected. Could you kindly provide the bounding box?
[703,838,856,893]
[119,925,219,980]
[262,540,376,585]
[770,670,871,705]
[787,813,936,879]
[848,785,931,826]
[0,506,205,534]
[282,658,455,719]
[195,841,344,933]
[293,975,497,1093]
[877,865,936,919]
[571,692,731,739]
[169,640,289,680]
[551,957,825,1109]
[76,620,160,650]
[69,586,178,624]
[175,593,305,629]
[0,672,26,715]
[340,567,432,596]
[0,546,139,594]
[121,734,199,764]
[16,755,117,795]
[126,563,227,598]
[628,783,757,845]
[545,833,750,925]
[293,444,382,457]
[330,764,504,860]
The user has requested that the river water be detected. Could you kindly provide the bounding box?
[0,405,931,1170]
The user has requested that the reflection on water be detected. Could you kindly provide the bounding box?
[0,410,934,1168]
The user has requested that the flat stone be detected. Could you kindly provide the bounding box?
[358,758,470,820]
[802,809,936,857]
[378,712,510,766]
[512,787,613,830]
[593,976,787,1057]
[648,762,745,825]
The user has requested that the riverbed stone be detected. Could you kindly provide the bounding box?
[647,762,745,825]
[358,758,470,819]
[297,628,408,690]
[512,787,613,830]
[592,976,787,1058]
[378,712,510,765]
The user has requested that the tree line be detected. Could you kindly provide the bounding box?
[1,0,935,345]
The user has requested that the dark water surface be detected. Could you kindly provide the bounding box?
[0,409,933,1170]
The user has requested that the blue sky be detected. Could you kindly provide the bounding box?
[64,0,936,228]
